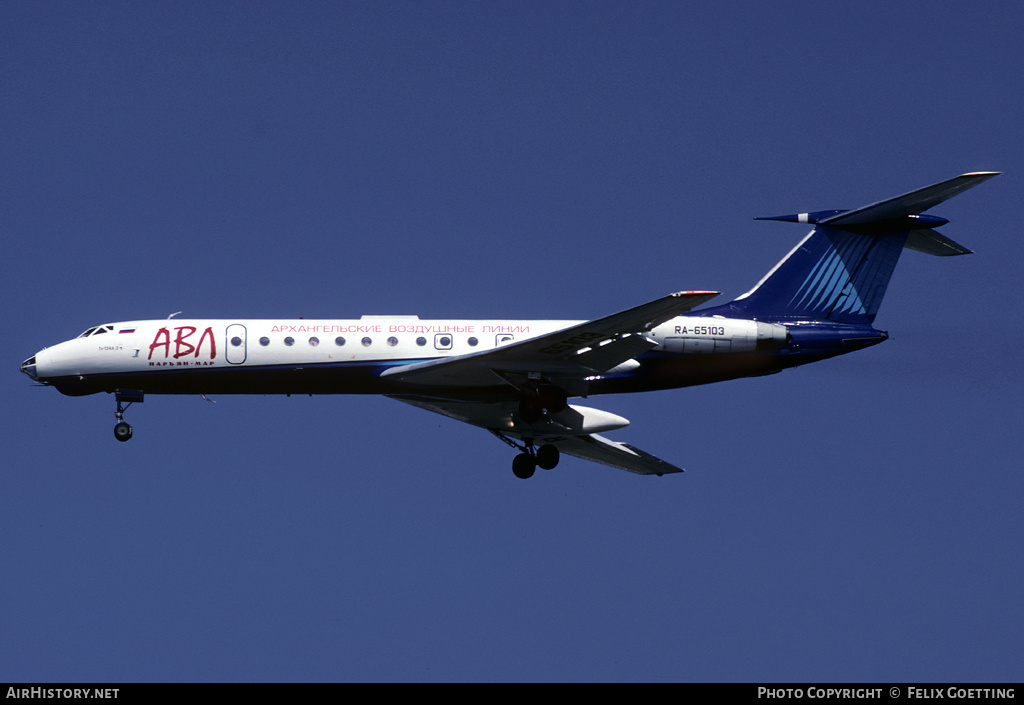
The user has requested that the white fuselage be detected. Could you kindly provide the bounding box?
[28,314,789,398]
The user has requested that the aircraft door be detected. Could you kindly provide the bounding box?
[226,324,247,364]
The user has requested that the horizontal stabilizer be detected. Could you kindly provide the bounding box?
[904,228,973,257]
[821,171,1000,226]
[756,172,999,233]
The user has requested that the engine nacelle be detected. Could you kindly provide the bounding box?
[656,317,788,354]
[754,321,790,349]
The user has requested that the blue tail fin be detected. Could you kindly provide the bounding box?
[733,226,907,324]
[728,172,999,324]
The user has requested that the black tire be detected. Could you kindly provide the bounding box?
[536,444,560,470]
[114,421,133,442]
[512,453,536,479]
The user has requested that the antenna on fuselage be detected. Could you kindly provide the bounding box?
[168,311,182,319]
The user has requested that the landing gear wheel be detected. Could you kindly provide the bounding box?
[536,443,560,470]
[512,452,536,479]
[112,390,143,443]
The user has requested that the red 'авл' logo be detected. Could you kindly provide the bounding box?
[148,326,217,360]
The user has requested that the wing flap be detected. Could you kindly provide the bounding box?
[571,332,659,373]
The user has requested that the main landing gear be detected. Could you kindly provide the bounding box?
[113,389,144,442]
[494,432,560,479]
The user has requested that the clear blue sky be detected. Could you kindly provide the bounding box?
[2,1,1021,682]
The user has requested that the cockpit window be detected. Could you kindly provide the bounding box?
[78,325,114,338]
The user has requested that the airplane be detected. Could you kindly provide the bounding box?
[20,172,998,479]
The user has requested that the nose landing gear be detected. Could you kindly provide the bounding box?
[113,389,144,442]
[114,419,133,442]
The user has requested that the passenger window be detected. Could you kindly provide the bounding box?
[335,337,346,346]
[284,337,295,346]
[259,337,270,346]
[309,337,319,347]
[361,337,372,347]
[387,336,398,347]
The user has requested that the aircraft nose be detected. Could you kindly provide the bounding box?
[20,355,38,381]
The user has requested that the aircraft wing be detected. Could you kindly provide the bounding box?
[548,433,684,475]
[380,290,718,389]
[388,395,683,475]
[382,291,714,474]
